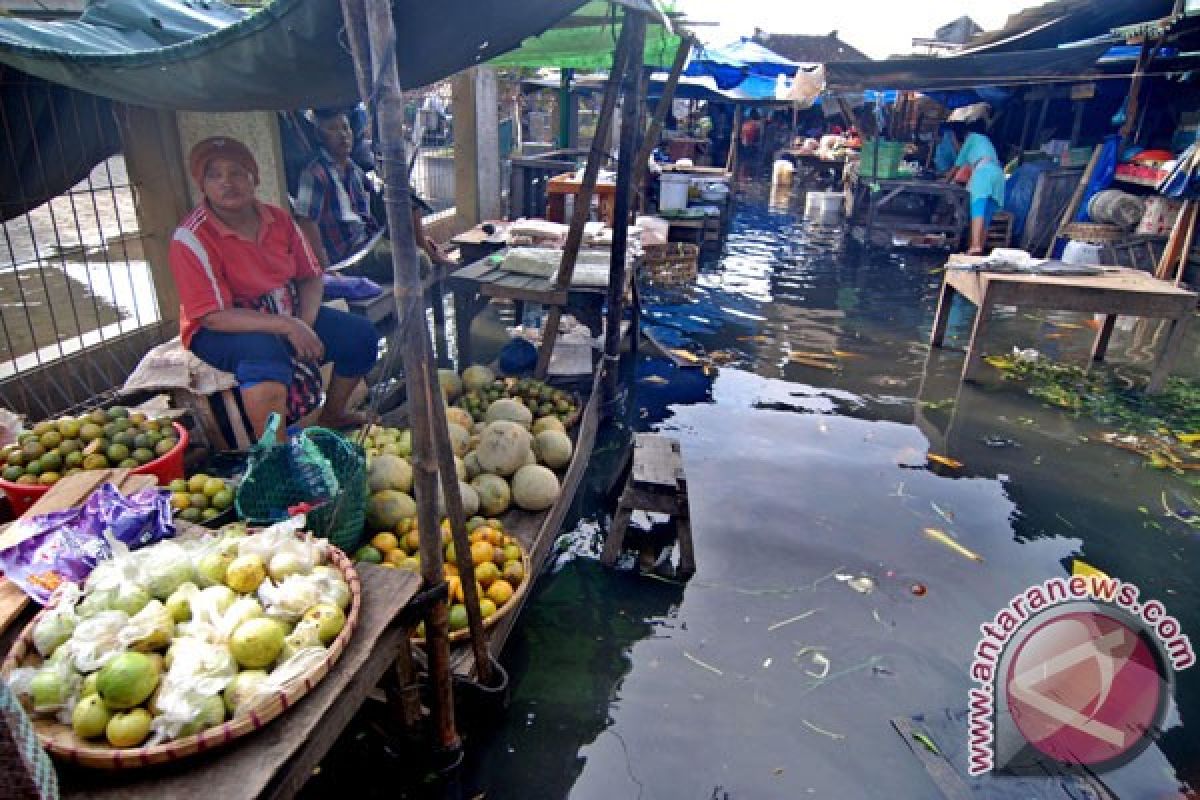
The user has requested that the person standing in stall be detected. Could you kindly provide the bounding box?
[951,119,1006,255]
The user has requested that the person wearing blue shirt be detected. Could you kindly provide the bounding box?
[952,120,1006,254]
[933,121,965,175]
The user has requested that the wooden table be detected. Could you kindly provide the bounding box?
[545,173,617,226]
[851,178,968,249]
[446,251,633,367]
[58,566,420,800]
[777,150,844,187]
[931,259,1198,392]
[449,223,509,266]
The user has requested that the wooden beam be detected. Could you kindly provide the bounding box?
[534,17,636,378]
[338,0,460,754]
[633,35,694,190]
[604,11,647,401]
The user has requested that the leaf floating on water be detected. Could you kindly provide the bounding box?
[930,502,955,524]
[1047,321,1083,330]
[801,719,846,741]
[789,355,839,371]
[668,348,702,364]
[737,335,770,343]
[922,527,984,562]
[927,453,963,469]
[911,732,942,756]
[846,576,876,594]
[640,375,669,385]
[1177,433,1200,445]
[831,349,864,358]
[805,652,831,680]
[683,651,724,676]
[767,608,820,631]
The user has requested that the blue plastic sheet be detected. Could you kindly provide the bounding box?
[1074,134,1120,222]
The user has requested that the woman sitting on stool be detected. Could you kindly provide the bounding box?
[169,136,379,439]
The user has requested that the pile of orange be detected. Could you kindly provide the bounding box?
[366,516,526,635]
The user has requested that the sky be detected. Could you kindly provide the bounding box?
[675,0,1041,59]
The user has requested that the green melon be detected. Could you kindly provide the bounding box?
[511,465,560,511]
[476,421,530,477]
[367,490,417,530]
[367,454,413,493]
[470,473,511,516]
[534,430,573,469]
[462,365,495,392]
[484,398,533,429]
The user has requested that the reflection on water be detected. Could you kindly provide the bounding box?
[458,179,1200,799]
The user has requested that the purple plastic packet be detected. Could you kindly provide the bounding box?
[0,483,174,604]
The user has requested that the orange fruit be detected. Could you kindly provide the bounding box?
[403,531,420,553]
[503,560,525,586]
[447,575,463,603]
[469,530,485,544]
[487,580,513,606]
[371,533,399,554]
[475,562,500,588]
[470,541,494,567]
[502,544,522,564]
[385,549,407,566]
[485,528,504,547]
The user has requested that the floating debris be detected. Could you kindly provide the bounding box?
[767,608,820,632]
[640,375,669,385]
[930,502,955,524]
[789,354,839,371]
[835,573,876,594]
[982,435,1019,448]
[763,658,772,669]
[922,527,984,562]
[926,453,963,470]
[683,651,724,676]
[804,652,831,680]
[910,583,927,596]
[911,732,941,756]
[801,719,846,741]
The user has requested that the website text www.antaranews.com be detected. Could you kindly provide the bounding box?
[966,574,1195,776]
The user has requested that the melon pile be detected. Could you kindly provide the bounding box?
[8,522,351,749]
[359,366,576,540]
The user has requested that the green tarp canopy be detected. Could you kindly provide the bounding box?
[488,0,680,69]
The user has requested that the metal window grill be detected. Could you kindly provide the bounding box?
[0,74,168,421]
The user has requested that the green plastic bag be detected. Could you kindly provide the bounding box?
[235,414,367,553]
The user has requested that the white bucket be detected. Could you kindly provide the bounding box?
[659,173,692,211]
[773,159,795,186]
[1062,240,1103,266]
[804,191,843,218]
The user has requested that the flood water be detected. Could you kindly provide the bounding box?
[455,180,1200,798]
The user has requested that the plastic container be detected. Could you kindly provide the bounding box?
[804,191,844,217]
[858,139,905,179]
[0,422,189,514]
[1062,240,1103,266]
[659,173,692,211]
[772,159,795,186]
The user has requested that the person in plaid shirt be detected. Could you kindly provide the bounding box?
[294,108,380,267]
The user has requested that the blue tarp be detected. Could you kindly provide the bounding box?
[684,37,798,90]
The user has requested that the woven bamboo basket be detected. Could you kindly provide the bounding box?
[0,544,361,769]
[643,243,699,287]
[414,545,531,645]
[1061,221,1123,244]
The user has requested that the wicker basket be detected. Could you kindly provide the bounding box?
[644,243,699,286]
[0,543,361,769]
[1061,221,1123,244]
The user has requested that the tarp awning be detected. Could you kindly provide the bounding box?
[683,37,798,90]
[0,0,594,110]
[823,43,1113,92]
[487,0,680,69]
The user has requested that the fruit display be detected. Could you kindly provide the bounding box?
[356,516,527,639]
[4,521,354,753]
[167,473,236,524]
[455,373,578,427]
[0,406,178,488]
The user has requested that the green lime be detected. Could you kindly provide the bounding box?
[128,411,147,425]
[117,459,138,469]
[354,545,383,564]
[188,493,209,510]
[113,431,137,449]
[87,409,108,425]
[211,489,234,511]
[82,453,109,470]
[79,423,103,442]
[133,433,153,450]
[38,472,60,486]
[6,450,24,467]
[106,443,130,463]
[39,431,63,449]
[107,406,129,419]
[200,507,221,521]
[58,439,81,455]
[179,507,202,523]
[167,479,188,493]
[31,421,54,436]
[24,459,42,476]
[155,438,177,457]
[57,418,82,438]
[448,604,468,631]
[16,474,37,485]
[3,465,23,481]
[64,451,84,468]
[202,478,226,497]
[40,451,62,470]
[131,448,154,465]
[22,442,45,460]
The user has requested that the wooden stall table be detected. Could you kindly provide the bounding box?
[449,222,509,266]
[930,257,1197,393]
[663,136,709,164]
[850,178,968,249]
[56,566,421,800]
[545,173,617,226]
[446,250,635,368]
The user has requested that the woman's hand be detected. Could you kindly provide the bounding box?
[282,316,324,361]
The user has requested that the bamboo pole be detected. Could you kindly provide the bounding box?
[534,19,636,379]
[338,0,460,753]
[726,105,741,173]
[633,35,694,190]
[603,11,647,401]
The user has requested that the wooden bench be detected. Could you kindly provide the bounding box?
[601,433,695,579]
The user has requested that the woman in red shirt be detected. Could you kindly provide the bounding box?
[169,137,378,439]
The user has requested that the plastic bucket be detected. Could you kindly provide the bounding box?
[0,421,188,514]
[804,191,844,218]
[1062,240,1103,266]
[772,159,795,186]
[659,173,692,211]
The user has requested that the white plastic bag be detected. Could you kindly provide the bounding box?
[32,583,82,657]
[148,637,237,743]
[68,610,130,673]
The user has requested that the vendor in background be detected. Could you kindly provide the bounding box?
[739,109,763,156]
[950,119,1006,255]
[933,121,966,175]
[170,137,379,438]
[294,108,456,280]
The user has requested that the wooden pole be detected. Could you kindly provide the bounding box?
[726,105,741,173]
[1120,38,1162,148]
[633,36,694,190]
[534,18,636,379]
[603,11,647,401]
[338,0,459,754]
[1044,143,1102,258]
